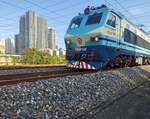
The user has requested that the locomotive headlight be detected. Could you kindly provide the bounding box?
[66,40,70,44]
[94,37,99,41]
[90,36,99,42]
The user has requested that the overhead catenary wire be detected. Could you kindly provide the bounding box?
[23,0,69,16]
[0,2,90,30]
[0,0,67,24]
[104,0,120,11]
[1,0,150,37]
[0,0,66,22]
[113,0,139,25]
[126,1,150,9]
[0,0,87,25]
[114,0,150,34]
[38,0,69,9]
[22,0,87,23]
[0,0,148,25]
[0,0,147,23]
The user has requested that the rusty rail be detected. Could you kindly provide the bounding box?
[0,65,142,86]
[0,68,92,86]
[0,64,65,70]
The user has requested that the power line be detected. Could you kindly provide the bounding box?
[22,0,86,21]
[50,0,87,13]
[0,0,86,25]
[104,0,121,11]
[0,0,26,10]
[44,0,69,8]
[0,0,150,24]
[113,0,139,24]
[5,0,150,31]
[22,0,81,23]
[126,1,150,9]
[0,0,66,24]
[52,11,78,19]
[0,0,86,26]
[0,0,59,22]
[114,0,150,32]
[1,0,149,26]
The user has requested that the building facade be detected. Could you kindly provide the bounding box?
[19,10,48,52]
[48,28,56,50]
[19,16,26,50]
[26,10,37,48]
[5,38,15,54]
[15,34,21,54]
[37,16,48,49]
[59,48,66,55]
[0,39,5,54]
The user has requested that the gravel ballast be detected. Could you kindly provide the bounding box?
[0,66,150,119]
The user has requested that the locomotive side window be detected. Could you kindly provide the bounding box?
[86,13,102,25]
[124,28,150,50]
[70,17,82,29]
[107,14,116,28]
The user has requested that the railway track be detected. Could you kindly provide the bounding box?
[0,64,65,70]
[0,65,144,86]
[0,67,93,86]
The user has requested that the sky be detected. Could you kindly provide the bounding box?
[0,0,150,49]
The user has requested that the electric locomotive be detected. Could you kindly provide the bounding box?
[64,4,150,70]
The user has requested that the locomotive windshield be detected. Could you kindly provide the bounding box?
[86,13,102,25]
[69,17,82,29]
[106,13,116,28]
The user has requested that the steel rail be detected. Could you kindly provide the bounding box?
[0,68,93,86]
[0,65,65,70]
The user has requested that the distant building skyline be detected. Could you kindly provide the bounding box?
[0,37,65,56]
[12,10,50,54]
[19,10,49,50]
[1,9,61,54]
[0,38,15,54]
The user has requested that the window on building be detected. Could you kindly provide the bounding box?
[86,13,102,25]
[107,13,116,28]
[70,17,82,29]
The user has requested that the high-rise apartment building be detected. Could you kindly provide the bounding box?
[0,39,5,54]
[19,16,25,49]
[20,10,38,48]
[37,16,48,49]
[5,38,15,54]
[26,10,37,48]
[48,28,56,50]
[19,10,48,52]
[15,34,21,54]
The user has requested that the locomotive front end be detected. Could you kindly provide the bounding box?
[65,5,108,70]
[65,35,99,70]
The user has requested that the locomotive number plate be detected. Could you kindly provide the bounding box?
[75,48,87,52]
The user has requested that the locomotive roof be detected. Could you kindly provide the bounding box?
[72,4,148,36]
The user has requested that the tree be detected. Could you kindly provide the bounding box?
[11,56,17,65]
[21,48,66,64]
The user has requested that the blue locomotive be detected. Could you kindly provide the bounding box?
[64,4,150,70]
